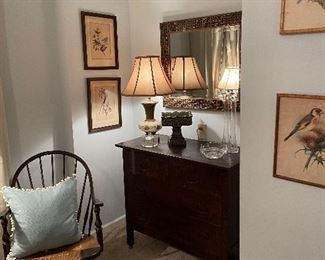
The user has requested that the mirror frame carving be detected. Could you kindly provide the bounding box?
[160,11,242,110]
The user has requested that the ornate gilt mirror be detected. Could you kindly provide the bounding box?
[160,11,241,110]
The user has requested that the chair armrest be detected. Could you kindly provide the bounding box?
[0,208,10,220]
[94,198,104,208]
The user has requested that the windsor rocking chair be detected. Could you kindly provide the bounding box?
[0,150,104,260]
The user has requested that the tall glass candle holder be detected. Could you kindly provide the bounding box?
[218,68,240,154]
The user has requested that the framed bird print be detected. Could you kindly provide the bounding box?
[87,77,122,133]
[274,93,325,189]
[280,0,325,34]
[81,11,119,69]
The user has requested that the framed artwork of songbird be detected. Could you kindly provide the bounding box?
[280,0,325,35]
[274,93,325,189]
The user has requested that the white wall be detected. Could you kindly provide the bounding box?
[0,0,136,225]
[0,0,74,171]
[241,1,325,259]
[128,0,241,142]
[51,0,136,224]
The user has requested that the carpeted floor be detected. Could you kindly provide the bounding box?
[98,221,200,260]
[0,220,199,260]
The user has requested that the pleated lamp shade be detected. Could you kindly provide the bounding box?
[171,56,207,91]
[123,56,174,96]
[218,67,240,90]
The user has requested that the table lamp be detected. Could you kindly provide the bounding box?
[218,67,240,90]
[218,67,240,153]
[123,56,175,148]
[171,56,207,94]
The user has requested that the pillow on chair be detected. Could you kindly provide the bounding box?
[2,176,82,259]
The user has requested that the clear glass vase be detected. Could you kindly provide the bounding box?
[222,90,239,154]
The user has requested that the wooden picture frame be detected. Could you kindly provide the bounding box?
[280,0,325,35]
[87,77,122,133]
[274,93,325,189]
[81,11,119,69]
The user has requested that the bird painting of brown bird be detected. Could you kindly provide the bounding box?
[284,107,325,170]
[274,94,325,188]
[284,108,324,141]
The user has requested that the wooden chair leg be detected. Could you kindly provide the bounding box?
[1,216,10,258]
[94,205,103,252]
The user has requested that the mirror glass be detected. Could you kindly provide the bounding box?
[170,25,240,98]
[160,12,242,110]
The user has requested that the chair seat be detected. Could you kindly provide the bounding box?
[25,236,100,260]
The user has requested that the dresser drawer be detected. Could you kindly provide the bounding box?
[131,176,223,227]
[135,208,225,259]
[133,151,169,182]
[168,159,227,195]
[133,151,227,196]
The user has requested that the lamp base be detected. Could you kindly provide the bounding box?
[141,133,159,148]
[138,98,161,148]
[138,119,162,133]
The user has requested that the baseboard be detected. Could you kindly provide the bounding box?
[91,215,125,235]
[102,215,126,234]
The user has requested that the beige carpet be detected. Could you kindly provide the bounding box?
[0,221,199,260]
[98,221,200,260]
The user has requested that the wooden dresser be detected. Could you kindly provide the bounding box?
[116,136,239,260]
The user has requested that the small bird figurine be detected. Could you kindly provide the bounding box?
[284,108,324,141]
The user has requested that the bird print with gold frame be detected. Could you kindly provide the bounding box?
[274,93,325,189]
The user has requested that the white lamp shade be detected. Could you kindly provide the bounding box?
[171,56,207,90]
[123,56,174,96]
[218,67,240,90]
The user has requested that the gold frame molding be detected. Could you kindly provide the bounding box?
[280,0,325,35]
[160,11,242,111]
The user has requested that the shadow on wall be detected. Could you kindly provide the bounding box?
[41,1,74,153]
[0,1,74,174]
[0,1,22,172]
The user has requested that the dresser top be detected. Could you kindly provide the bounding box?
[116,135,239,169]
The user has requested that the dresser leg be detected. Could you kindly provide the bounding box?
[127,224,134,248]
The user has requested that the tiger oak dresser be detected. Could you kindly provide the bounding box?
[116,135,239,260]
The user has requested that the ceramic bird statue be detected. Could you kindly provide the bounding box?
[284,108,324,141]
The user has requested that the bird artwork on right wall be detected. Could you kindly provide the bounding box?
[280,0,325,34]
[274,94,325,189]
